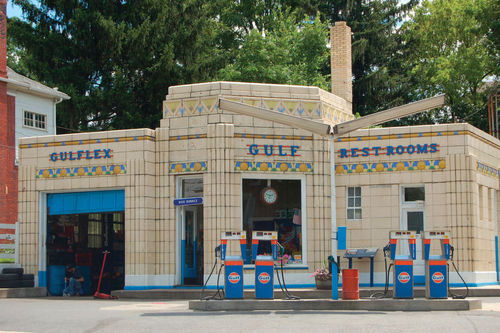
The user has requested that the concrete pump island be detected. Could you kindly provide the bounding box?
[15,23,499,311]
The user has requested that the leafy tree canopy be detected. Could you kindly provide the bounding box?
[218,11,331,90]
[397,0,499,129]
[7,0,498,133]
[8,0,229,132]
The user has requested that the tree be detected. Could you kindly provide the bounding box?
[8,0,230,132]
[399,0,499,130]
[217,11,331,90]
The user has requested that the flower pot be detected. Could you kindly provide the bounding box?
[315,277,332,290]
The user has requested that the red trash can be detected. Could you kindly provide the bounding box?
[342,269,359,300]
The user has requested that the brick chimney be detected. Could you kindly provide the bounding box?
[0,0,6,78]
[330,21,352,111]
[0,0,17,228]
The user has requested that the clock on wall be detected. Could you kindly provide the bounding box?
[261,187,278,205]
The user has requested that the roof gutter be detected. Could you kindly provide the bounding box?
[0,76,70,100]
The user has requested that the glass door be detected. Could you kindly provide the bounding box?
[400,186,425,283]
[182,206,197,282]
[402,209,425,277]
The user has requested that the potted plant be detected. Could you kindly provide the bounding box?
[310,267,332,290]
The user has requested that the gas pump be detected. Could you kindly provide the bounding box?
[252,231,278,299]
[422,231,450,299]
[220,231,247,299]
[389,230,416,299]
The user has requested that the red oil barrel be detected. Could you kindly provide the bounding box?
[342,269,359,300]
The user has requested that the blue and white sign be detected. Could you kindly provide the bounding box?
[173,197,203,206]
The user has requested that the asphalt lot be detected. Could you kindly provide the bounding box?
[0,297,500,333]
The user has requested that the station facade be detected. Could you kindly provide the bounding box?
[17,81,500,291]
[16,22,500,292]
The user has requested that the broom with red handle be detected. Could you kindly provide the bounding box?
[94,250,118,299]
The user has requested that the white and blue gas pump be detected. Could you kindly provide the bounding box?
[252,231,278,299]
[220,231,247,299]
[389,230,417,299]
[422,231,450,299]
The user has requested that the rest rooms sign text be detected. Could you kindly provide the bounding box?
[338,143,439,158]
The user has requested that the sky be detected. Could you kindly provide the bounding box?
[7,1,24,19]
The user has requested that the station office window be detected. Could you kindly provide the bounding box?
[347,187,362,220]
[24,110,46,130]
[242,179,302,265]
[404,186,425,202]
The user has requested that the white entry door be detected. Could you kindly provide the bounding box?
[400,186,426,282]
[402,209,425,277]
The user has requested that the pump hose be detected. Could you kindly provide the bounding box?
[448,245,468,299]
[274,260,300,300]
[200,257,225,301]
[370,243,392,299]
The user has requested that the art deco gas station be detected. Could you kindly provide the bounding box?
[15,23,500,309]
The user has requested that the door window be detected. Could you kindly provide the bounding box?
[407,211,424,234]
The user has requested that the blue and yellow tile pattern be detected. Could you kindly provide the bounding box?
[477,162,500,179]
[169,134,207,141]
[334,130,499,150]
[36,165,127,178]
[235,161,313,172]
[234,133,313,141]
[336,160,445,174]
[20,136,155,149]
[169,162,207,173]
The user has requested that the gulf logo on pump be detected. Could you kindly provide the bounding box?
[258,272,271,284]
[398,272,411,284]
[432,272,444,284]
[228,272,241,284]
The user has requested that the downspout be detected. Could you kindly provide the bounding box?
[53,97,63,135]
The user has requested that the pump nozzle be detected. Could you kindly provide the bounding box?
[214,245,221,258]
[277,243,285,256]
[383,243,390,257]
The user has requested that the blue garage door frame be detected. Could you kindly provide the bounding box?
[47,190,125,215]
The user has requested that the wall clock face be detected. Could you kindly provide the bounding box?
[261,187,277,205]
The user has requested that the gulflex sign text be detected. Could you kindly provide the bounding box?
[50,149,113,162]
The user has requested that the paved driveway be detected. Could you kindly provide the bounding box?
[0,297,500,332]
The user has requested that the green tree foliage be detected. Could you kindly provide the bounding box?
[8,0,498,132]
[8,0,229,132]
[218,11,330,90]
[314,0,419,116]
[399,0,499,130]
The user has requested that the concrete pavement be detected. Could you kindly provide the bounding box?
[0,297,500,333]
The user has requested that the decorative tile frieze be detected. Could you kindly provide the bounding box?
[20,136,155,149]
[234,133,313,141]
[335,130,499,150]
[477,162,500,179]
[335,159,445,174]
[35,165,127,178]
[235,161,313,173]
[169,161,207,173]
